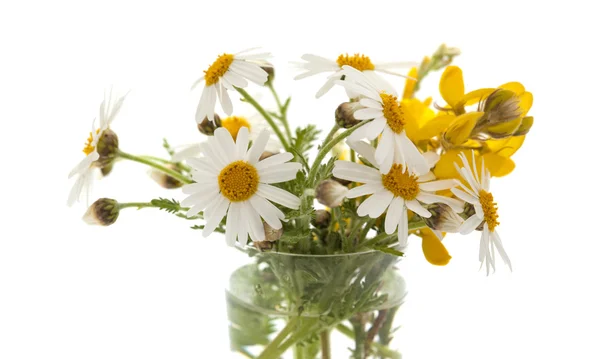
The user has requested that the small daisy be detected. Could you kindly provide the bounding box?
[451,152,512,274]
[294,53,416,98]
[192,48,270,124]
[68,88,128,206]
[171,112,281,162]
[181,127,301,245]
[335,65,429,175]
[332,140,463,246]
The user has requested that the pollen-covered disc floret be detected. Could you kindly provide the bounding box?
[204,54,235,86]
[294,53,416,98]
[218,161,259,202]
[451,151,512,274]
[336,53,375,71]
[192,48,270,124]
[68,88,128,207]
[181,127,301,246]
[478,190,499,232]
[382,164,420,200]
[380,93,406,134]
[332,140,463,246]
[335,65,428,175]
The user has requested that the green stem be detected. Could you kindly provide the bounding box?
[140,155,192,173]
[350,315,366,359]
[236,87,290,151]
[118,202,157,210]
[336,324,401,359]
[320,330,331,359]
[322,124,340,149]
[117,150,193,184]
[356,220,428,250]
[267,83,292,141]
[305,120,371,188]
[256,317,299,359]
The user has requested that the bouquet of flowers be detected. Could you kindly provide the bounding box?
[68,44,534,358]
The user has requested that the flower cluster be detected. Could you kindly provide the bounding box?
[69,45,533,275]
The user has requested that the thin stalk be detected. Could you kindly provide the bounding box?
[117,150,193,184]
[356,220,428,250]
[365,310,388,356]
[336,324,401,359]
[320,330,331,359]
[236,87,290,151]
[305,120,371,188]
[322,124,340,149]
[256,317,299,359]
[118,202,158,210]
[267,83,292,141]
[350,315,366,359]
[140,155,192,173]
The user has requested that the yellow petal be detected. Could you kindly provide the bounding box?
[418,114,455,141]
[439,66,464,108]
[499,82,525,95]
[433,150,462,179]
[402,67,418,99]
[518,91,533,116]
[460,88,496,106]
[485,136,526,157]
[421,229,452,266]
[444,111,483,146]
[482,153,515,177]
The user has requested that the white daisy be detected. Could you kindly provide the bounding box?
[334,65,429,175]
[67,88,128,206]
[294,53,416,98]
[451,152,512,274]
[192,48,270,124]
[181,127,301,245]
[332,141,463,246]
[172,112,281,163]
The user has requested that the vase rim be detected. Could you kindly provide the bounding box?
[233,243,403,258]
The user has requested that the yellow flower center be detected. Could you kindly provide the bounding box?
[221,116,251,140]
[479,190,500,232]
[204,53,234,86]
[336,53,375,71]
[381,164,420,200]
[380,93,406,134]
[82,129,100,155]
[218,160,259,202]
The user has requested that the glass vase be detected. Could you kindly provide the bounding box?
[226,245,407,359]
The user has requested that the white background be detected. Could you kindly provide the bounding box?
[1,0,599,358]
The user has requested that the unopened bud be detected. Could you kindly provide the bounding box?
[311,209,331,229]
[100,162,114,177]
[263,222,283,242]
[335,102,362,129]
[83,198,119,226]
[149,164,184,189]
[259,151,277,161]
[478,89,523,139]
[95,129,119,167]
[261,63,275,85]
[315,179,348,208]
[253,240,274,251]
[512,116,534,136]
[197,114,222,135]
[424,203,464,233]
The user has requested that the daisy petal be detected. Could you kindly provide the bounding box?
[249,195,283,230]
[225,202,240,246]
[257,183,300,209]
[256,152,294,171]
[406,199,431,218]
[385,197,404,234]
[460,214,483,235]
[246,130,270,164]
[346,182,384,198]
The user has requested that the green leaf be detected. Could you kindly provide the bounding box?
[291,125,321,159]
[372,246,405,257]
[150,198,181,214]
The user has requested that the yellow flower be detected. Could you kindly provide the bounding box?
[434,149,515,179]
[417,228,452,266]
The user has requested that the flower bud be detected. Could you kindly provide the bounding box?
[311,209,331,229]
[100,162,114,177]
[259,151,277,161]
[315,179,348,208]
[335,102,362,129]
[149,164,184,189]
[83,198,120,226]
[477,89,523,139]
[261,63,275,85]
[511,116,534,137]
[264,222,283,242]
[197,114,222,135]
[253,240,274,251]
[95,129,119,167]
[424,203,464,233]
[442,112,482,147]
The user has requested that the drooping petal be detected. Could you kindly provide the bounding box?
[459,214,483,235]
[249,195,284,230]
[225,202,241,246]
[384,197,404,234]
[202,196,230,237]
